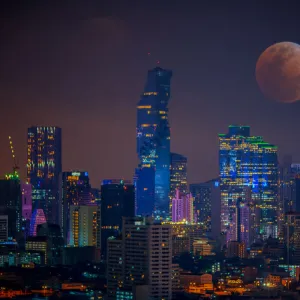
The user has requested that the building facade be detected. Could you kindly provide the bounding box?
[59,171,91,243]
[27,126,62,224]
[69,205,98,247]
[170,153,188,197]
[21,183,32,220]
[172,189,194,223]
[30,208,47,236]
[107,217,172,300]
[190,179,220,235]
[219,125,278,241]
[101,180,135,255]
[0,178,22,239]
[135,67,172,220]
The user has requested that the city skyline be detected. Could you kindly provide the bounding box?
[2,2,300,188]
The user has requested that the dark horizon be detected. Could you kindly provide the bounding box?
[1,1,300,187]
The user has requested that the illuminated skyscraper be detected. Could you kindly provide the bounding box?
[172,189,194,223]
[27,126,62,224]
[59,171,91,243]
[69,205,98,247]
[219,125,278,241]
[170,153,188,198]
[190,179,221,237]
[135,67,172,219]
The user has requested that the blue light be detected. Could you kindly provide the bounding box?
[85,172,88,176]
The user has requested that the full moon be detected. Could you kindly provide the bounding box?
[256,42,300,103]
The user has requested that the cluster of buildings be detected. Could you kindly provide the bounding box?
[1,66,300,298]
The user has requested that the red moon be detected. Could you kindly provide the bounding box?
[256,42,300,103]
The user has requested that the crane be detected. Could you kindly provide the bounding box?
[8,136,19,175]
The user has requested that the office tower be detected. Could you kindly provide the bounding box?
[100,180,135,255]
[21,183,32,220]
[170,153,188,197]
[0,178,22,239]
[107,237,123,298]
[190,179,220,235]
[226,197,251,247]
[69,205,98,247]
[0,216,8,241]
[219,125,278,240]
[30,209,46,236]
[107,217,172,300]
[285,212,300,265]
[135,67,172,219]
[59,171,91,243]
[172,189,194,223]
[27,126,62,224]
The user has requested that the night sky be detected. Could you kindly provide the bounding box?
[1,1,300,187]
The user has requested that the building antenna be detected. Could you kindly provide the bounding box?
[8,136,19,175]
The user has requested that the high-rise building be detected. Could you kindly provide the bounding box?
[190,179,220,235]
[135,67,172,219]
[0,177,22,239]
[285,212,300,265]
[172,189,194,223]
[69,205,98,247]
[21,183,32,220]
[219,125,278,241]
[170,153,188,197]
[101,180,135,255]
[27,126,62,224]
[30,208,46,236]
[59,171,91,243]
[226,197,251,247]
[0,216,8,241]
[107,217,172,300]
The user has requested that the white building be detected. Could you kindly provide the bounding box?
[107,217,172,300]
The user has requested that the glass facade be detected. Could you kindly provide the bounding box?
[219,125,278,241]
[135,67,172,219]
[27,126,62,224]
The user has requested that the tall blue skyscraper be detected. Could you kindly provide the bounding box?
[27,126,62,225]
[219,125,278,242]
[135,67,172,219]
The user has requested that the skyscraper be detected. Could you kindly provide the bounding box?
[219,125,278,241]
[107,216,172,300]
[135,67,172,219]
[172,189,194,223]
[27,126,62,224]
[0,177,22,239]
[101,179,135,255]
[190,179,220,235]
[69,205,98,247]
[59,171,91,243]
[170,153,188,197]
[21,183,32,220]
